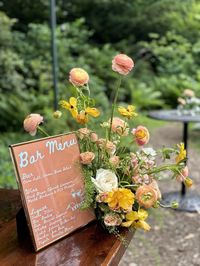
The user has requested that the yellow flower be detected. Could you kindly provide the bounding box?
[118,105,137,119]
[122,209,151,231]
[175,143,186,164]
[104,188,134,211]
[59,97,78,118]
[85,107,100,117]
[76,107,100,125]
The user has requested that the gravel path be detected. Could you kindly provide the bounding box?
[119,123,200,266]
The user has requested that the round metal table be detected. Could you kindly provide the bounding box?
[148,109,200,212]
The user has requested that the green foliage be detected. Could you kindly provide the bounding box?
[81,168,96,209]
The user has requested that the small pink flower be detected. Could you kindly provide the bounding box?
[80,151,95,165]
[69,68,89,86]
[110,117,129,136]
[130,153,138,167]
[112,54,134,75]
[132,126,150,146]
[77,128,91,139]
[104,213,122,226]
[132,174,152,185]
[90,132,98,142]
[109,156,120,167]
[23,114,43,136]
[176,166,189,182]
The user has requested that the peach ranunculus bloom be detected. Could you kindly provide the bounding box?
[96,138,116,155]
[80,151,95,165]
[105,141,116,155]
[77,128,91,139]
[69,68,89,86]
[109,155,120,167]
[136,184,158,208]
[131,126,150,146]
[23,114,43,136]
[90,132,98,143]
[110,117,129,136]
[112,54,134,75]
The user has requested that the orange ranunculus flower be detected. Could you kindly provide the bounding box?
[131,126,150,146]
[110,117,129,136]
[104,188,134,211]
[69,68,89,86]
[23,113,43,136]
[80,151,95,165]
[112,54,134,75]
[136,184,158,208]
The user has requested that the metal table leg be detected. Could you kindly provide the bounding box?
[162,122,200,212]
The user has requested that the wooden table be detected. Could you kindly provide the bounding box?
[0,189,133,266]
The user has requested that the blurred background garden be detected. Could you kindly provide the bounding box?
[1,0,200,187]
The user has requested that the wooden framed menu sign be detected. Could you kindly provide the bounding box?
[9,133,95,251]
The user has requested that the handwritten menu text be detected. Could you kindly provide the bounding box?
[10,134,95,251]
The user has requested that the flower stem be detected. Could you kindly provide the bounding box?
[142,164,178,176]
[108,77,122,140]
[38,126,49,137]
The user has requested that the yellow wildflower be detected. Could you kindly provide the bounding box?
[122,209,151,231]
[85,107,100,117]
[118,105,137,119]
[175,143,186,164]
[76,107,100,125]
[104,188,134,211]
[59,97,78,118]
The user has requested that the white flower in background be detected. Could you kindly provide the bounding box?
[91,169,118,193]
[142,147,157,157]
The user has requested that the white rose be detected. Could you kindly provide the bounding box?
[91,168,118,193]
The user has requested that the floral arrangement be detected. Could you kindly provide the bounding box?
[177,89,200,115]
[23,54,193,238]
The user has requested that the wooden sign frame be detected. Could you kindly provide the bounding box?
[9,133,95,251]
